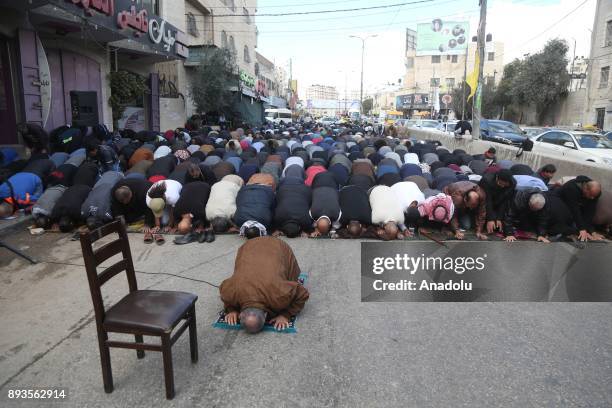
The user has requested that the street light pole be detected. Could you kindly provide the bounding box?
[350,34,377,115]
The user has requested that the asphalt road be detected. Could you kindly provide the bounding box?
[0,231,611,407]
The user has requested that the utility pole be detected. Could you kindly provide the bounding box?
[350,34,377,115]
[289,58,293,109]
[461,45,469,120]
[570,38,576,91]
[472,0,487,140]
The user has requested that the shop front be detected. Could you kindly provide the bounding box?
[0,0,188,146]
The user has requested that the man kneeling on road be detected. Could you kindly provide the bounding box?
[219,236,309,332]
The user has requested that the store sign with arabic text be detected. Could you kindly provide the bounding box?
[59,0,188,58]
[240,70,256,88]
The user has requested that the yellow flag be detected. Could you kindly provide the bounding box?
[466,50,480,102]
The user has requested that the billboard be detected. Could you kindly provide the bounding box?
[416,20,469,56]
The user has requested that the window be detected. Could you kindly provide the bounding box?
[540,132,573,146]
[431,55,441,63]
[430,78,440,87]
[221,31,228,49]
[229,36,236,56]
[186,13,199,37]
[488,52,495,61]
[243,8,250,24]
[606,20,612,46]
[451,55,458,63]
[600,66,609,88]
[244,45,251,63]
[405,57,414,69]
[405,30,416,51]
[142,0,159,15]
[445,78,455,88]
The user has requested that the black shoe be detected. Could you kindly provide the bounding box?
[205,230,216,243]
[197,231,207,243]
[174,232,198,245]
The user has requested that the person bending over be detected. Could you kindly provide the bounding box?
[219,237,309,332]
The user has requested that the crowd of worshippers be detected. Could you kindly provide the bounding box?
[1,121,611,244]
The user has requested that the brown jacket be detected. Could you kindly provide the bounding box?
[219,237,309,318]
[443,181,487,233]
[248,173,276,191]
[128,147,154,168]
[351,160,375,180]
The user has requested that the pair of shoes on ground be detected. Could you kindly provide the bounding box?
[174,230,215,245]
[144,231,165,245]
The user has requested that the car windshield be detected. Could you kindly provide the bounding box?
[524,128,543,137]
[421,121,438,128]
[488,122,523,133]
[573,133,612,149]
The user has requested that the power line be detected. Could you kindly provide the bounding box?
[183,8,480,35]
[492,0,592,63]
[198,0,435,18]
[188,1,447,23]
[199,0,361,9]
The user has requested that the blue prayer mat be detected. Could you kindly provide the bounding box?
[212,273,308,334]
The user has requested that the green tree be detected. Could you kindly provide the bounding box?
[494,59,523,109]
[190,48,239,115]
[362,98,373,114]
[108,70,149,128]
[451,81,498,120]
[512,39,570,123]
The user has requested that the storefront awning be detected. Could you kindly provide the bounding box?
[17,0,188,60]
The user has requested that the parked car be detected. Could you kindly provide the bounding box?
[480,120,527,146]
[418,119,441,129]
[394,119,409,127]
[533,131,612,166]
[437,121,459,134]
[522,127,547,140]
[319,116,336,126]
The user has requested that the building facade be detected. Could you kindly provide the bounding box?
[584,0,612,130]
[399,27,504,118]
[306,84,339,100]
[0,0,188,146]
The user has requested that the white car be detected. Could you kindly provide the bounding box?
[437,121,459,134]
[318,116,336,126]
[533,130,612,166]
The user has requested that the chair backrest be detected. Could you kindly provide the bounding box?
[80,217,137,326]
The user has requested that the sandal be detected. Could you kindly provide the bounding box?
[144,231,154,244]
[153,233,165,245]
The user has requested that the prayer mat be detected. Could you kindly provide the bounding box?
[212,273,308,334]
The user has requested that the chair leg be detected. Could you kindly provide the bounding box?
[188,307,198,363]
[135,334,145,359]
[161,334,175,400]
[98,332,113,393]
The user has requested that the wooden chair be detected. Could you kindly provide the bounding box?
[80,218,198,399]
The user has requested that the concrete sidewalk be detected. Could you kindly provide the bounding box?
[0,231,611,407]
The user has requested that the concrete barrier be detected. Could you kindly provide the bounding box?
[402,127,612,192]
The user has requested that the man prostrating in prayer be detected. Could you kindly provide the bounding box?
[219,236,309,332]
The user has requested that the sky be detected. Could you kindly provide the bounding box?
[251,0,597,98]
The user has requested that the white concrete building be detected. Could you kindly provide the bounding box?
[306,84,339,100]
[156,0,264,128]
[584,0,612,130]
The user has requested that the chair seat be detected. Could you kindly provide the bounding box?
[103,290,197,335]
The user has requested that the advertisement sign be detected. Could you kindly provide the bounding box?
[416,20,469,56]
[396,93,430,109]
[240,70,256,88]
